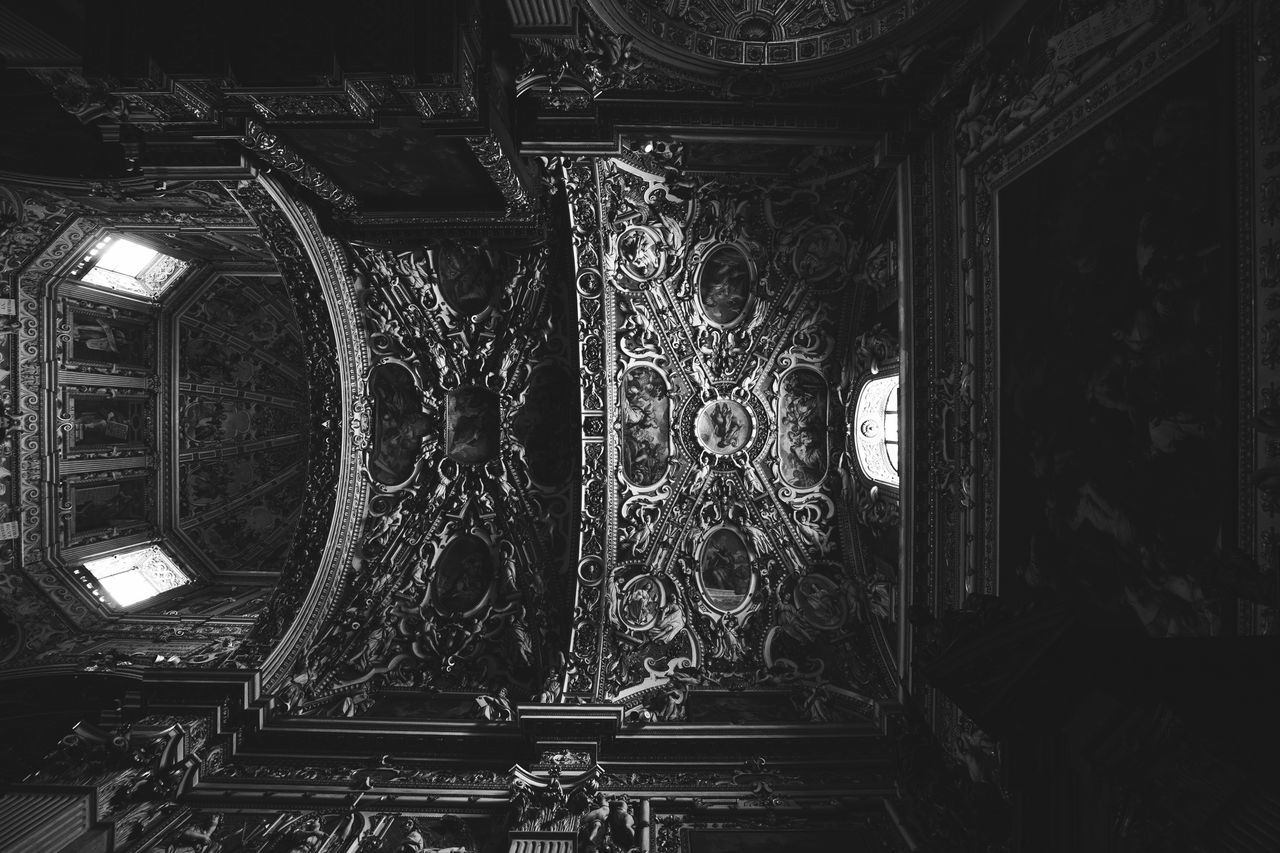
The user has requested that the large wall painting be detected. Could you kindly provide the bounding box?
[998,48,1237,638]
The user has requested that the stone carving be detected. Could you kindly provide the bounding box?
[278,228,574,710]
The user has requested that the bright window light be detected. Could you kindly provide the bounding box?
[84,545,189,607]
[884,386,899,474]
[854,373,900,488]
[78,236,188,299]
[93,238,159,277]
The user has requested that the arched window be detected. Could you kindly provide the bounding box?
[854,372,900,489]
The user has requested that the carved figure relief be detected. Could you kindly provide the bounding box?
[620,573,665,632]
[794,573,847,631]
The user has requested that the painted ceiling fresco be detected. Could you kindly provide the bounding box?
[563,152,901,720]
[272,230,579,715]
[173,274,309,576]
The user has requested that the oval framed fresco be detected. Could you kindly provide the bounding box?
[435,242,500,317]
[695,526,757,614]
[777,366,829,489]
[695,244,754,328]
[695,398,753,457]
[446,386,500,464]
[429,534,494,615]
[616,225,666,283]
[793,573,847,631]
[621,364,671,487]
[793,224,848,282]
[368,361,432,488]
[619,574,665,632]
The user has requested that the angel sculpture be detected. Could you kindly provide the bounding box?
[645,600,685,646]
[475,687,515,723]
[714,613,746,662]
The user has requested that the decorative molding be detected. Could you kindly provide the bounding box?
[240,121,359,213]
[227,175,370,685]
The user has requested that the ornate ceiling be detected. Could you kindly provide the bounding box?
[262,143,904,723]
[0,1,1274,851]
[562,152,900,718]
[589,0,925,70]
[562,0,974,104]
[172,273,309,578]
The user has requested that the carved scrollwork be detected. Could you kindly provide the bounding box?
[565,153,900,709]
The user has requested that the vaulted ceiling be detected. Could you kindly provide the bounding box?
[0,1,1276,851]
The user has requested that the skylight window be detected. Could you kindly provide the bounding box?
[76,236,188,299]
[854,373,900,489]
[83,545,190,608]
